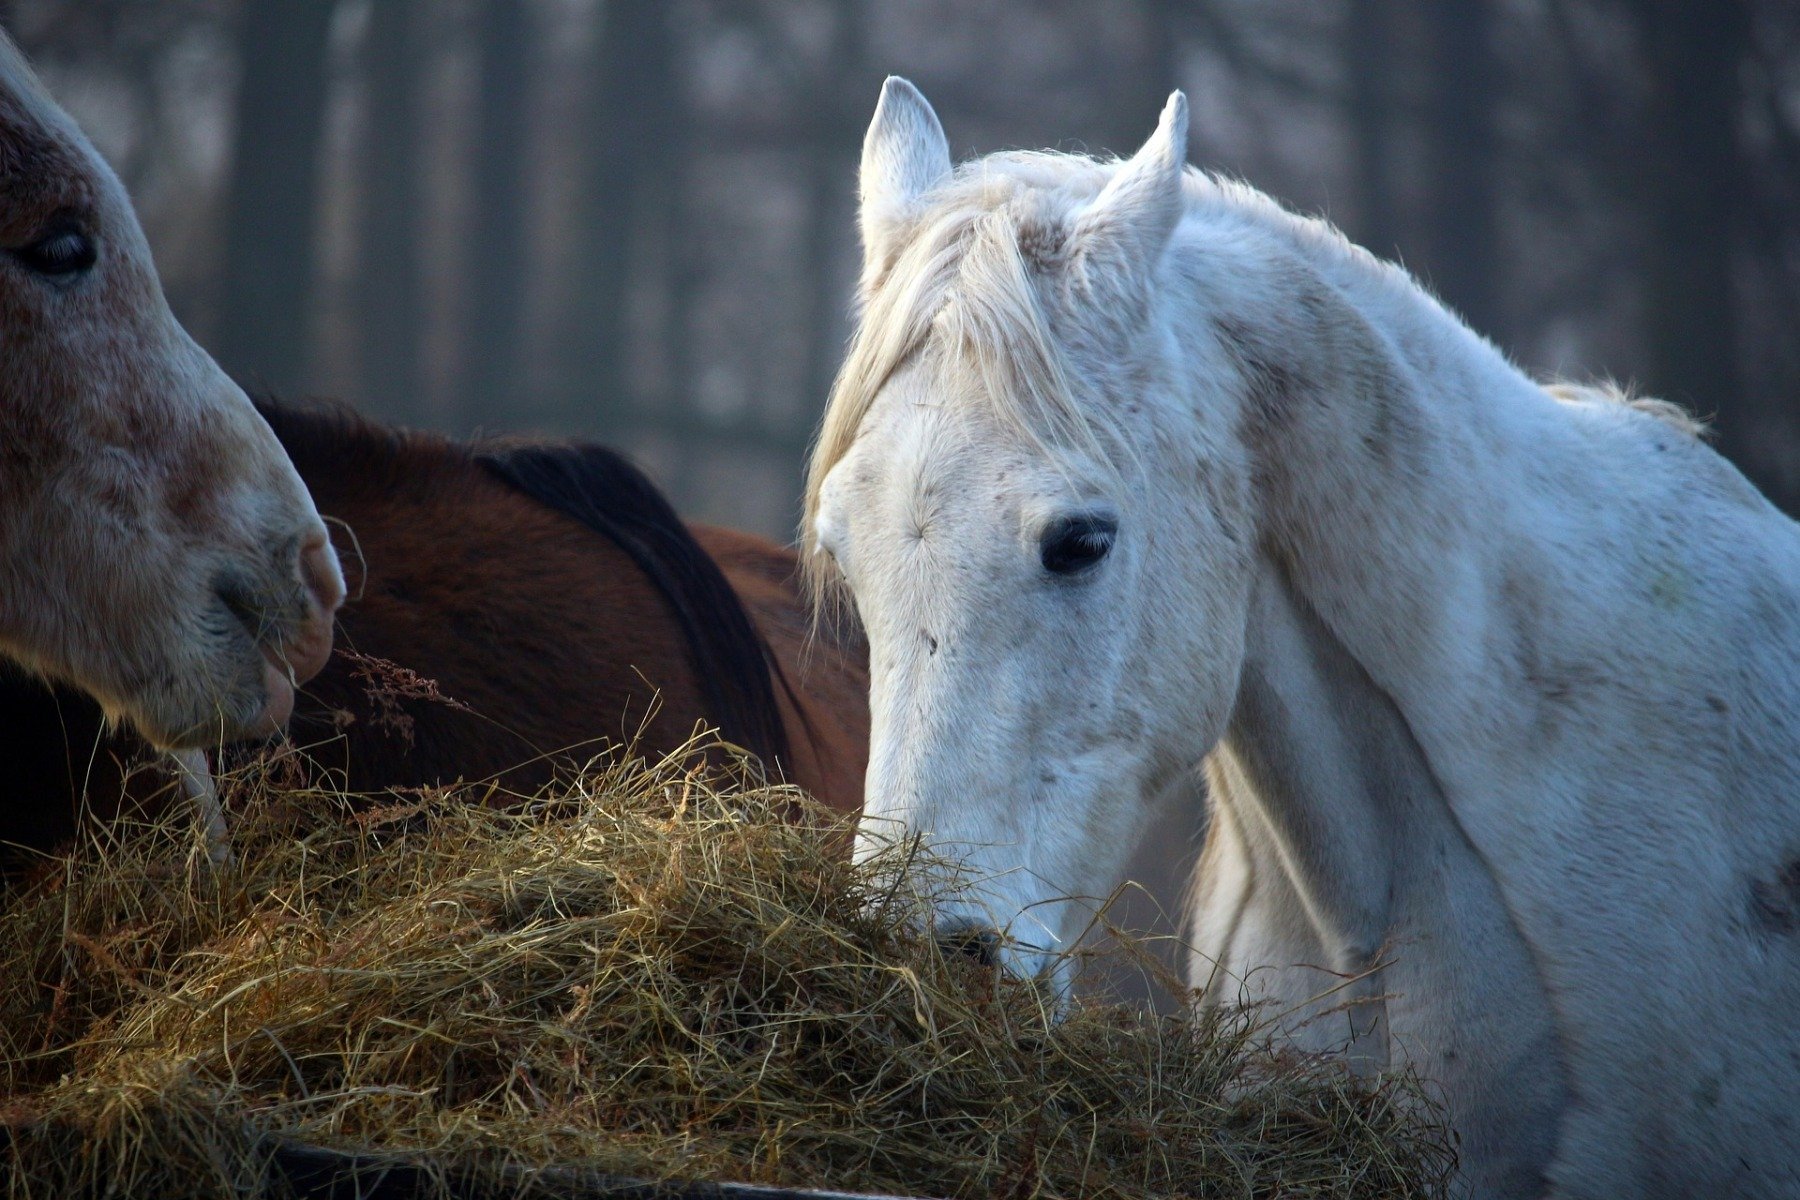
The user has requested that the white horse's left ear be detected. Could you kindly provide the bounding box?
[859,77,952,291]
[1074,92,1189,278]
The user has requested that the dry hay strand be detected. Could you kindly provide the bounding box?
[0,741,1455,1199]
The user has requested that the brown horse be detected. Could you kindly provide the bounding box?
[0,35,341,749]
[0,400,866,872]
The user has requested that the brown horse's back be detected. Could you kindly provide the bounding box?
[0,402,865,875]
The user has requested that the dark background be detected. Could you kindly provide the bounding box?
[4,0,1796,540]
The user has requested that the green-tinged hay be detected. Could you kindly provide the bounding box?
[0,745,1455,1199]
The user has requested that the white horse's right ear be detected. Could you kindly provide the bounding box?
[1074,91,1189,281]
[859,77,951,289]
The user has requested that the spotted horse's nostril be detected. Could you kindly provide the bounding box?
[936,917,1002,968]
[268,530,342,689]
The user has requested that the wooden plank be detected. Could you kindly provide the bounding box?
[269,1140,938,1200]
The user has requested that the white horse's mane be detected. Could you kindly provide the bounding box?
[1544,378,1708,438]
[802,149,1700,606]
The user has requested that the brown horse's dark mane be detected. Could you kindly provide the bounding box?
[474,442,790,772]
[252,397,789,771]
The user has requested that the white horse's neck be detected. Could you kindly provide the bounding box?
[1175,188,1605,770]
[1194,553,1574,1197]
[1174,201,1633,1195]
[1176,189,1800,1195]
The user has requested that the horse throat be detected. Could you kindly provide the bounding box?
[1191,558,1569,1192]
[1193,562,1412,1054]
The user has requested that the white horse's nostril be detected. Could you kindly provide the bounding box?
[936,917,1002,968]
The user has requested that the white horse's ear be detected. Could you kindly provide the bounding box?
[859,77,951,287]
[1074,92,1189,280]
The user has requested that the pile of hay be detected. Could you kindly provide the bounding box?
[0,746,1454,1199]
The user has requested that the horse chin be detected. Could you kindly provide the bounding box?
[153,551,337,747]
[211,648,297,743]
[127,647,289,751]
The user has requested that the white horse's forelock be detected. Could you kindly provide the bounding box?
[803,153,1147,612]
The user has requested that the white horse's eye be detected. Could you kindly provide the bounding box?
[1039,514,1117,575]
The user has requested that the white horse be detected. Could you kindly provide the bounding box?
[0,32,342,752]
[805,77,1800,1199]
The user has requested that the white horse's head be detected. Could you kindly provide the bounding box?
[806,80,1255,978]
[0,34,342,749]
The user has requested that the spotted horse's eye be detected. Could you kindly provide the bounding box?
[13,226,97,278]
[1040,513,1117,576]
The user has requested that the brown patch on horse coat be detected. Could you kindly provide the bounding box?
[1212,312,1301,433]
